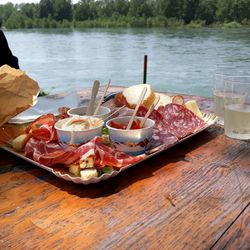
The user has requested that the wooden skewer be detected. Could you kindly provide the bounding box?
[126,87,147,130]
[140,94,160,128]
[94,80,111,115]
[104,105,126,122]
[86,80,100,116]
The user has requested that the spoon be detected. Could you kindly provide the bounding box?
[86,80,100,116]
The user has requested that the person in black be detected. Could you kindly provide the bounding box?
[0,30,19,69]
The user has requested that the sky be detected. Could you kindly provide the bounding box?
[1,0,79,4]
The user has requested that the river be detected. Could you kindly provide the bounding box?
[4,28,250,97]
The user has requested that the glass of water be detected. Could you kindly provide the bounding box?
[213,67,247,124]
[224,76,250,140]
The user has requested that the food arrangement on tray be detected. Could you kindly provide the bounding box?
[0,80,218,184]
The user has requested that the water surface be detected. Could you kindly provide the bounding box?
[5,28,250,96]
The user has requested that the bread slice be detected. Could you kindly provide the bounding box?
[122,84,155,109]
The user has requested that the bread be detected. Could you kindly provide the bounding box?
[0,64,40,126]
[122,84,155,109]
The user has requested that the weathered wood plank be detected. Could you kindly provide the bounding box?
[0,125,249,250]
[212,203,250,250]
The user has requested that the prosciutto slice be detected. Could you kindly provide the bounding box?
[25,136,144,169]
[25,138,78,166]
[26,114,58,142]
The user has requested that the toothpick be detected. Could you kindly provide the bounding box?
[94,80,111,115]
[140,94,160,128]
[126,87,147,130]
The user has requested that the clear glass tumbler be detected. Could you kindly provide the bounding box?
[224,76,250,140]
[213,66,247,124]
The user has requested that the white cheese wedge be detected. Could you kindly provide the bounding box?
[80,169,98,180]
[184,100,204,120]
[155,93,172,109]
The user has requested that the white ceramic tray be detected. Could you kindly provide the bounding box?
[1,112,218,184]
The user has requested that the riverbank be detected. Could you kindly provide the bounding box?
[2,17,250,30]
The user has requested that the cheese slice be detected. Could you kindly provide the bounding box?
[155,93,172,109]
[184,100,203,120]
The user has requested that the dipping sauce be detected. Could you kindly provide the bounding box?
[59,117,102,131]
[110,119,141,130]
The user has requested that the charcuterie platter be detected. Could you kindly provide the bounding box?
[0,84,218,185]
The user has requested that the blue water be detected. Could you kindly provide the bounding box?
[5,28,250,97]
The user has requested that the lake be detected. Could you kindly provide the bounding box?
[5,28,250,97]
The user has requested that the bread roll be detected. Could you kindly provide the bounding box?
[122,84,155,109]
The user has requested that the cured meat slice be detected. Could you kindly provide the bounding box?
[137,106,163,123]
[26,114,58,142]
[25,136,144,169]
[25,138,78,166]
[157,103,205,139]
[93,137,145,169]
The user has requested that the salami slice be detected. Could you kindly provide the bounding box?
[137,106,163,123]
[157,103,205,139]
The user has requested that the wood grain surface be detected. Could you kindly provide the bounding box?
[212,203,250,250]
[0,92,249,250]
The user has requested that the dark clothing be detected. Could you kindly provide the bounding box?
[0,30,19,69]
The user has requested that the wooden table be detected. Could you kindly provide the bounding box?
[0,89,249,249]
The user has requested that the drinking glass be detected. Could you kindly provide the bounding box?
[213,67,247,124]
[224,76,250,140]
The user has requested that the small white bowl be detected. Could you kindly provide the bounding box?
[106,116,155,155]
[67,106,111,121]
[55,116,104,145]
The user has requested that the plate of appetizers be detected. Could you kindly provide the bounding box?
[0,84,218,184]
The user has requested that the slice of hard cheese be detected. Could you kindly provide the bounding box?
[184,100,204,120]
[155,93,172,109]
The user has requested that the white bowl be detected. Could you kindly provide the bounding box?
[106,116,155,155]
[55,116,104,145]
[67,106,111,121]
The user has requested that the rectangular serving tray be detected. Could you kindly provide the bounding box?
[0,112,218,184]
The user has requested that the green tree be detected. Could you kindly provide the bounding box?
[196,0,217,24]
[0,3,16,24]
[53,0,73,21]
[182,0,200,24]
[20,3,38,19]
[39,0,54,18]
[74,1,91,21]
[129,0,153,18]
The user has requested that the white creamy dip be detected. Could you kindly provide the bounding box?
[60,116,102,131]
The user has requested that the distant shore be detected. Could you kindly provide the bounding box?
[1,0,249,29]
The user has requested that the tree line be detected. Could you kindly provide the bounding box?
[0,0,250,29]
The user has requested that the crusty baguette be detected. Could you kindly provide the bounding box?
[122,84,155,109]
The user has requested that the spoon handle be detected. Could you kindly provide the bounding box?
[86,80,100,116]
